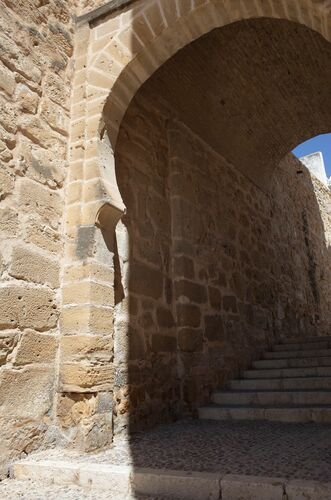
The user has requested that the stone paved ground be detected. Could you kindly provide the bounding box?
[12,419,331,482]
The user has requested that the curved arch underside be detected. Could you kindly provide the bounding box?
[112,18,331,189]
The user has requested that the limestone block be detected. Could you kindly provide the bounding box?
[151,334,177,353]
[0,331,18,365]
[0,168,14,200]
[0,285,57,330]
[0,96,18,133]
[208,286,222,310]
[204,315,225,342]
[0,62,16,95]
[0,365,54,418]
[221,474,285,500]
[59,362,114,392]
[62,281,114,307]
[156,307,175,328]
[174,255,195,279]
[60,305,114,335]
[79,464,131,494]
[1,417,47,479]
[128,329,145,361]
[13,330,57,366]
[47,21,73,57]
[57,392,97,428]
[19,142,66,188]
[133,469,221,500]
[78,413,113,451]
[63,262,114,284]
[17,85,38,114]
[25,218,61,253]
[223,295,238,313]
[0,208,18,236]
[286,479,331,500]
[10,244,60,288]
[177,303,201,328]
[18,178,62,226]
[60,335,113,363]
[40,98,68,135]
[175,279,207,304]
[43,73,70,108]
[130,260,163,299]
[19,116,63,150]
[11,460,81,485]
[178,328,203,352]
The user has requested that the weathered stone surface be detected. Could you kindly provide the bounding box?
[60,306,113,336]
[9,245,60,288]
[25,218,61,253]
[13,330,57,366]
[0,62,16,95]
[205,316,225,342]
[178,328,203,352]
[174,256,195,279]
[152,334,177,353]
[60,335,113,363]
[17,85,38,114]
[0,331,18,365]
[130,260,163,299]
[175,279,207,304]
[18,178,62,226]
[0,0,72,473]
[0,366,54,418]
[176,304,201,328]
[0,208,19,236]
[0,169,15,199]
[223,296,238,313]
[0,0,331,472]
[156,307,175,328]
[221,474,285,500]
[0,286,57,330]
[59,363,114,392]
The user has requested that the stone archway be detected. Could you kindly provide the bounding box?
[59,0,331,448]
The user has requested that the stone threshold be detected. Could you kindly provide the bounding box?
[10,459,331,499]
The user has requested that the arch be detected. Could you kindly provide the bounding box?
[67,0,331,239]
[60,0,331,449]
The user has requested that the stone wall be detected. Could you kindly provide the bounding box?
[114,88,331,429]
[0,0,74,476]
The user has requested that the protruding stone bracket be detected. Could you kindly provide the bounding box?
[95,201,126,252]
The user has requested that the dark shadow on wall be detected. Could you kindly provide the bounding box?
[103,13,331,488]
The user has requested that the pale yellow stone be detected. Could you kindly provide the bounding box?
[13,330,57,366]
[10,244,60,288]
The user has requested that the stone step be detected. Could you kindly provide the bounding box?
[280,335,331,344]
[264,349,331,359]
[212,390,331,406]
[244,366,331,379]
[10,460,221,499]
[229,377,331,391]
[273,341,330,352]
[198,405,331,423]
[253,356,331,369]
[11,459,331,500]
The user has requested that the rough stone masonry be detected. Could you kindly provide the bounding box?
[0,0,330,478]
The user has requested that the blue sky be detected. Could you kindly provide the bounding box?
[292,133,331,177]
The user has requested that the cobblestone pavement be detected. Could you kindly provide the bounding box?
[18,419,331,482]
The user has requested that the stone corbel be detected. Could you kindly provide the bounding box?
[95,201,126,252]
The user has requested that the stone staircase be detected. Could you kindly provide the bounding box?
[199,335,331,423]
